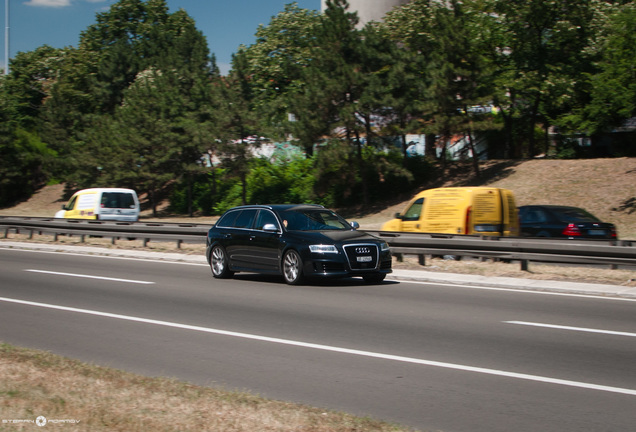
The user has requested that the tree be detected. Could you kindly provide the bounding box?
[40,0,216,206]
[237,3,321,139]
[479,0,606,157]
[364,23,427,164]
[0,79,55,206]
[213,50,262,205]
[570,3,636,143]
[384,0,494,174]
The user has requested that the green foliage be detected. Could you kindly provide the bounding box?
[169,169,231,216]
[0,126,55,207]
[246,157,317,205]
[237,3,321,139]
[312,140,423,208]
[3,0,636,210]
[575,4,636,135]
[167,146,428,215]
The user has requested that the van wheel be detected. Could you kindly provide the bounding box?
[283,250,304,285]
[210,245,233,279]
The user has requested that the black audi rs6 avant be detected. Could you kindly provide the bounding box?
[206,204,392,285]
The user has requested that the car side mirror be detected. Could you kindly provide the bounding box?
[263,223,279,232]
[350,221,360,229]
[395,212,402,219]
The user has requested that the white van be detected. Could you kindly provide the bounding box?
[55,188,140,221]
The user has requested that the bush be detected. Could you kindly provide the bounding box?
[168,145,434,215]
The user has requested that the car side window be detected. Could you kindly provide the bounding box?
[523,209,545,223]
[402,198,424,221]
[535,209,548,223]
[216,210,239,228]
[233,209,257,229]
[254,210,280,231]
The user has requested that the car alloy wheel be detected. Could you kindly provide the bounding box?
[283,249,304,285]
[211,245,233,279]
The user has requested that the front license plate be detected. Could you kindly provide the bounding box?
[357,256,372,262]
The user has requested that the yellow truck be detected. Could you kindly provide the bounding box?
[381,187,519,236]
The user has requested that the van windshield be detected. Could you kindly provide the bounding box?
[402,198,424,221]
[101,192,135,209]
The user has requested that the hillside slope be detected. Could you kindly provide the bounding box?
[1,158,635,238]
[487,158,636,238]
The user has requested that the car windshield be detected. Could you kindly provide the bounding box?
[552,207,599,223]
[280,209,351,231]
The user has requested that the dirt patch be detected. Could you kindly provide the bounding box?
[0,183,67,217]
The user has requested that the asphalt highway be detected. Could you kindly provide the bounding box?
[1,246,635,431]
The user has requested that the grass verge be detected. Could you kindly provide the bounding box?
[0,343,416,432]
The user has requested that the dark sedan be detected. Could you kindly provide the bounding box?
[206,204,392,285]
[519,205,617,239]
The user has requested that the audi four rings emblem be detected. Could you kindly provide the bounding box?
[356,247,370,254]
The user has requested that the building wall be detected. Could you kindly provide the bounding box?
[320,0,410,26]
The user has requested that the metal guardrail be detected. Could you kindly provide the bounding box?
[366,230,636,270]
[1,216,635,269]
[0,216,211,248]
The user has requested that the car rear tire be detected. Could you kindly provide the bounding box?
[363,274,386,284]
[210,245,234,279]
[282,249,304,285]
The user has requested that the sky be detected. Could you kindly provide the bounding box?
[1,0,321,75]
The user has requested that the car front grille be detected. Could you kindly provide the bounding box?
[343,244,379,270]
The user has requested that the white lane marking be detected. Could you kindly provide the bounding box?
[3,247,636,302]
[1,296,636,397]
[25,269,154,285]
[0,247,206,266]
[505,321,636,338]
[403,280,636,302]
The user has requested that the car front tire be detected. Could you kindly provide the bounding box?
[282,249,304,285]
[210,245,234,279]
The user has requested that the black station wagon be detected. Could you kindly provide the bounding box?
[519,205,617,239]
[206,204,392,285]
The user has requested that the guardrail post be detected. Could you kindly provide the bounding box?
[3,227,9,238]
[520,259,529,271]
[143,238,149,247]
[418,254,425,266]
[176,239,182,249]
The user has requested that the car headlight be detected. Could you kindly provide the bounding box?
[309,244,338,254]
[380,242,390,251]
